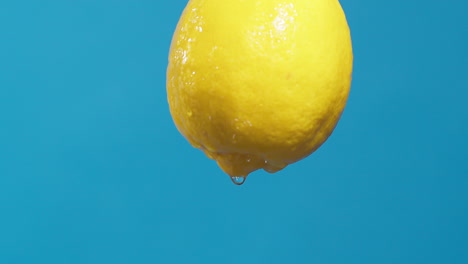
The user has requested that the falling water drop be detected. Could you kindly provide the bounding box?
[230,176,246,185]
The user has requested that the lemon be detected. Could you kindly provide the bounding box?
[167,0,353,184]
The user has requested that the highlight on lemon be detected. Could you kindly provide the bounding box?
[167,0,353,185]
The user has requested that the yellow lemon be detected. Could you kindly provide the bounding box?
[167,0,353,184]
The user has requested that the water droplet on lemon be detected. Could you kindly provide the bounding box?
[230,176,246,185]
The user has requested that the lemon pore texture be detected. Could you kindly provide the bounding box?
[167,0,353,178]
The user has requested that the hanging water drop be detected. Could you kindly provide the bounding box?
[264,167,280,173]
[230,176,246,185]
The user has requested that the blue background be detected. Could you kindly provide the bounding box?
[1,0,467,263]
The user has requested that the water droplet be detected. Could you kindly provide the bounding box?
[230,176,246,185]
[264,167,280,173]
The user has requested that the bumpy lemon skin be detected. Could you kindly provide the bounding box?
[167,0,353,177]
